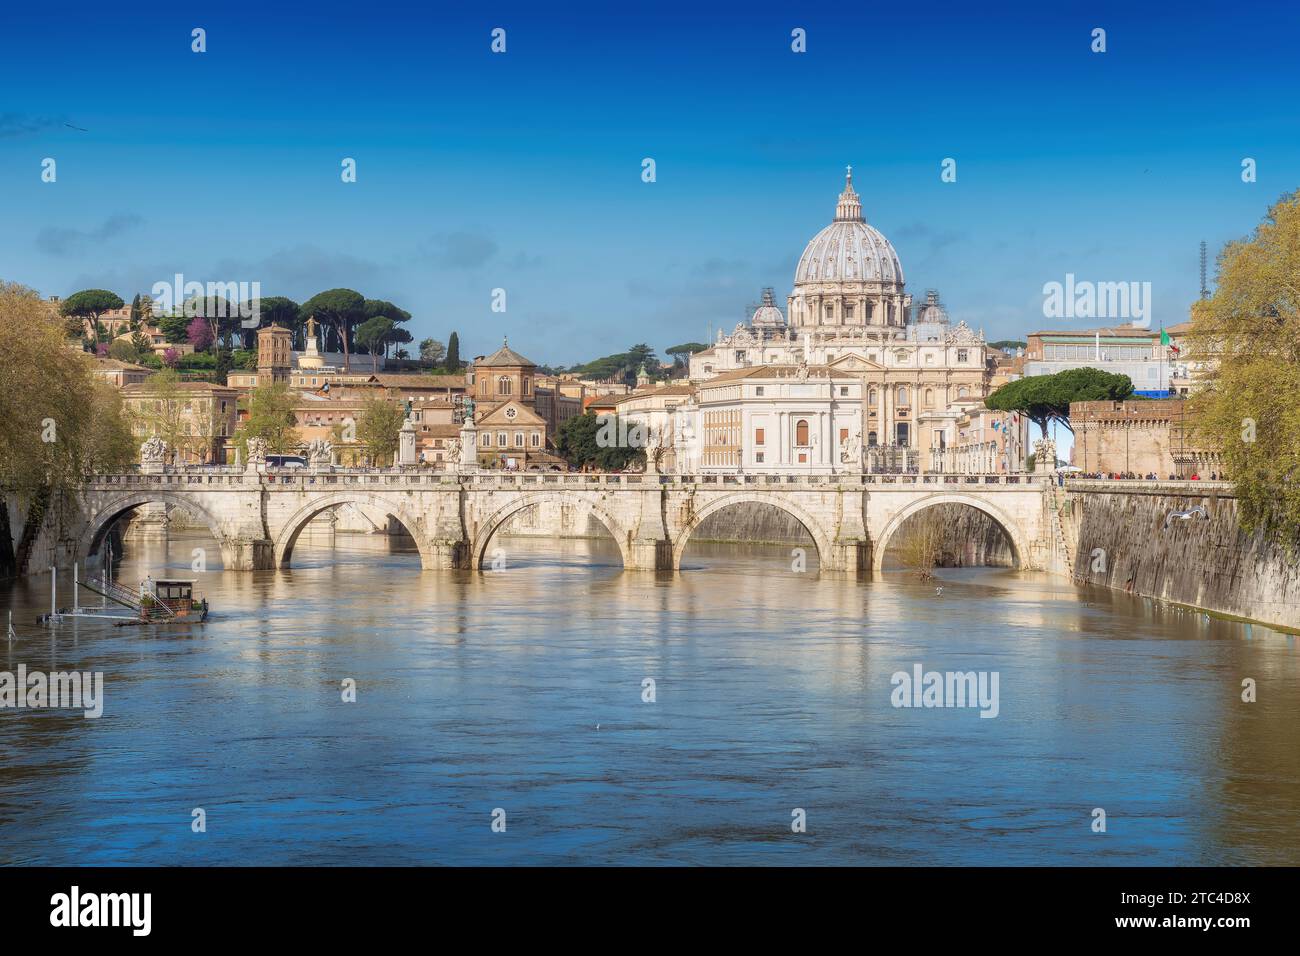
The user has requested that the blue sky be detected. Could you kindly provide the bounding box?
[2,0,1298,366]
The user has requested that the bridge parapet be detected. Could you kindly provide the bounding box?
[86,469,1048,492]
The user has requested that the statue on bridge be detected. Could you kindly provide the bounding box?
[1033,437,1057,473]
[304,438,333,467]
[139,436,168,473]
[245,437,269,471]
[840,429,864,473]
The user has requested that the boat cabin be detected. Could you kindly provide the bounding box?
[151,579,202,615]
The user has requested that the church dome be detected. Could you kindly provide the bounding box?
[793,168,903,287]
[915,290,948,324]
[750,287,785,327]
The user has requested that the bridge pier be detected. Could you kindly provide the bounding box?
[220,537,275,571]
[831,539,872,578]
[627,538,673,571]
[423,540,471,570]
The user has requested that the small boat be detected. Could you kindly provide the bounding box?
[141,579,209,623]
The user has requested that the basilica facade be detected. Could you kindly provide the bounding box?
[688,169,999,473]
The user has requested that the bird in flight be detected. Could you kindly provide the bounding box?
[65,123,89,132]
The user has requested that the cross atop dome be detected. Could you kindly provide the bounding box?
[834,165,863,222]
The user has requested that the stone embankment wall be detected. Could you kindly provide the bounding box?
[1065,481,1300,631]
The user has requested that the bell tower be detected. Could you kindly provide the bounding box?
[257,323,293,384]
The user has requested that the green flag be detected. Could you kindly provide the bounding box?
[1160,328,1170,346]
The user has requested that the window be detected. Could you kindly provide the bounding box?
[924,389,934,408]
[755,428,765,445]
[796,420,809,445]
[480,433,490,447]
[840,386,849,397]
[497,432,507,447]
[896,423,910,447]
[498,376,512,396]
[523,378,530,394]
[868,431,878,447]
[756,452,764,463]
[958,386,969,398]
[514,432,524,447]
[869,388,878,405]
[839,428,848,444]
[824,304,834,319]
[755,386,764,396]
[530,433,540,447]
[897,387,909,406]
[844,305,854,319]
[957,349,968,363]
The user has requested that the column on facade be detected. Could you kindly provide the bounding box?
[877,379,886,443]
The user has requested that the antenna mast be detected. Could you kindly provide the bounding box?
[1199,240,1209,299]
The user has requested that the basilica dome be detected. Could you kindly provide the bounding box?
[793,168,904,287]
[787,168,910,330]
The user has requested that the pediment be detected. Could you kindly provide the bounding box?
[827,351,886,371]
[478,401,546,426]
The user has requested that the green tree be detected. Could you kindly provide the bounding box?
[556,413,644,471]
[356,316,396,372]
[244,296,300,349]
[300,289,366,370]
[986,367,1135,436]
[235,381,299,458]
[1188,190,1300,542]
[989,339,1027,353]
[107,338,141,363]
[130,369,191,462]
[419,337,446,366]
[571,344,661,387]
[157,312,190,344]
[1,282,135,577]
[59,289,124,350]
[357,395,405,466]
[445,331,461,371]
[666,342,708,368]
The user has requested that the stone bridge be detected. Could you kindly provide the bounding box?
[53,469,1057,575]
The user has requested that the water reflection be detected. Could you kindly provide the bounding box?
[1,529,1296,865]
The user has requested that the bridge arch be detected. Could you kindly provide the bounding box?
[472,492,631,570]
[672,492,835,571]
[871,492,1028,574]
[80,490,229,561]
[273,493,434,569]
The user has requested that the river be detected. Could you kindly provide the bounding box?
[1,529,1297,865]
